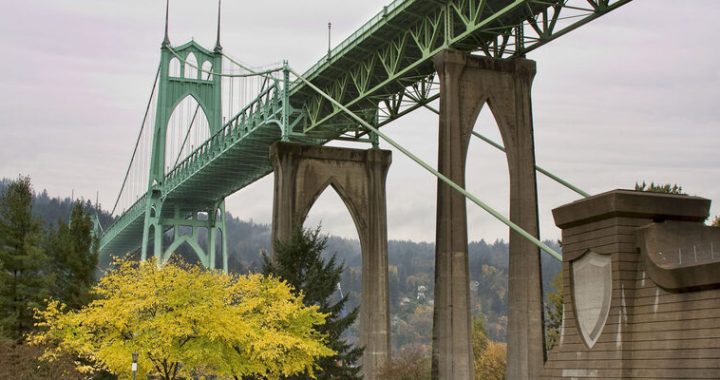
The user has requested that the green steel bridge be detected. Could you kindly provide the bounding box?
[97,0,632,270]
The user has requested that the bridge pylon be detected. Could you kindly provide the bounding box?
[140,33,228,270]
[432,49,544,380]
[270,141,392,380]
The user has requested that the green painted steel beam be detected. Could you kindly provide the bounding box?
[471,130,590,198]
[292,0,633,139]
[418,102,590,198]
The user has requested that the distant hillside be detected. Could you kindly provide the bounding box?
[2,178,561,350]
[0,178,114,230]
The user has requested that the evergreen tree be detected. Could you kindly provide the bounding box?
[45,201,98,309]
[263,225,363,380]
[0,176,52,340]
[634,181,685,195]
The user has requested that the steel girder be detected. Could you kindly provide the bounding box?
[291,0,632,140]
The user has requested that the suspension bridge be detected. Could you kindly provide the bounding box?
[95,1,633,379]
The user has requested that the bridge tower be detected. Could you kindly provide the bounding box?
[141,1,228,270]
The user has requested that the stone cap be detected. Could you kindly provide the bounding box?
[553,189,710,229]
[269,141,392,166]
[637,221,720,291]
[432,49,536,77]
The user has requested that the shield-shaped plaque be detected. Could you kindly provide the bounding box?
[572,250,612,348]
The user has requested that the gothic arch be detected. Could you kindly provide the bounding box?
[162,235,207,267]
[165,92,212,129]
[184,52,198,79]
[297,177,367,246]
[169,57,181,77]
[164,94,212,170]
[201,61,213,81]
[432,49,542,379]
[270,142,392,378]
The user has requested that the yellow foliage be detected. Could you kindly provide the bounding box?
[475,341,507,380]
[30,258,334,380]
[472,317,506,380]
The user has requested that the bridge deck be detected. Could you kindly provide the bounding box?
[100,0,631,259]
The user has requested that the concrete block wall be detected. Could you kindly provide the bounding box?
[541,190,720,379]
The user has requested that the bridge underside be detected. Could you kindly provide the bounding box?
[99,121,281,262]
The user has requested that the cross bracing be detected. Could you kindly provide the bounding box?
[98,0,632,266]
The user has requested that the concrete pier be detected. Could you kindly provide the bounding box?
[431,49,544,380]
[543,190,719,379]
[270,142,392,380]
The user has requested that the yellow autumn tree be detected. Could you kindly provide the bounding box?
[472,317,506,380]
[29,258,334,380]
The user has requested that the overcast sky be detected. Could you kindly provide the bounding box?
[1,1,718,245]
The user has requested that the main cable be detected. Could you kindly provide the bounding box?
[111,64,161,216]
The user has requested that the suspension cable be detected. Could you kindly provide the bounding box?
[289,67,562,261]
[418,102,590,198]
[167,46,282,78]
[111,64,161,216]
[222,52,279,81]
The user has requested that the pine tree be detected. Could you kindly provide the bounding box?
[0,176,52,340]
[45,201,98,309]
[634,181,685,195]
[263,225,363,380]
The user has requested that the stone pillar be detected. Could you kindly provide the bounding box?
[432,50,475,380]
[431,49,543,380]
[488,57,545,380]
[542,190,715,379]
[269,142,392,380]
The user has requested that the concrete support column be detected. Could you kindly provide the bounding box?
[495,57,545,380]
[362,148,392,378]
[270,142,392,380]
[431,49,543,380]
[432,51,475,380]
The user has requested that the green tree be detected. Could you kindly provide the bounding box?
[0,176,52,340]
[545,272,564,351]
[263,225,363,380]
[711,215,719,227]
[45,201,98,309]
[30,258,333,380]
[634,181,685,195]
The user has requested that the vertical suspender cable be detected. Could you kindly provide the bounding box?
[111,65,161,216]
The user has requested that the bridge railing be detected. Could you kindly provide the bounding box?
[297,0,409,86]
[98,193,148,250]
[164,81,283,192]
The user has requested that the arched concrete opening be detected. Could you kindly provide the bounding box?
[431,49,543,380]
[270,142,391,380]
[466,106,512,343]
[303,185,364,344]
